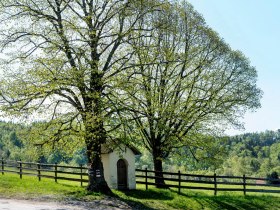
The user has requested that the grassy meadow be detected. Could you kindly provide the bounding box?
[1,172,280,209]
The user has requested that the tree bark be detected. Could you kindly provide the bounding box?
[153,155,168,188]
[84,82,112,194]
[86,147,111,194]
[85,126,112,194]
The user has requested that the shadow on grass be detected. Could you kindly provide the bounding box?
[120,189,173,200]
[65,187,280,210]
[186,194,279,210]
[64,189,103,200]
[112,189,174,210]
[64,189,156,209]
[199,196,261,210]
[114,196,155,210]
[126,188,280,210]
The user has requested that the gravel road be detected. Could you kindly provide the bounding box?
[0,198,85,210]
[0,198,132,210]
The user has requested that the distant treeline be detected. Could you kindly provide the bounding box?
[0,121,87,166]
[219,131,280,177]
[0,120,279,177]
[137,130,280,177]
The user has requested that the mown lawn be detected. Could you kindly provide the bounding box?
[1,173,280,209]
[0,173,101,201]
[115,186,280,210]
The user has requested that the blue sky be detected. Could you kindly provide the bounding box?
[187,0,280,135]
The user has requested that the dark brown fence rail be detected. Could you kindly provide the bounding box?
[2,158,280,196]
[1,158,89,186]
[136,169,280,195]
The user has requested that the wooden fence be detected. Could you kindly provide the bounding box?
[136,169,280,195]
[0,158,89,186]
[1,159,280,196]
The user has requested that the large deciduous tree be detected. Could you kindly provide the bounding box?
[0,0,159,193]
[113,2,262,187]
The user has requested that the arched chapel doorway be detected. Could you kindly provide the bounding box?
[117,159,128,190]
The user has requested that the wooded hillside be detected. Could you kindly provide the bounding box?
[1,120,279,177]
[137,130,280,177]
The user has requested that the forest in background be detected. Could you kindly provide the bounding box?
[0,121,87,166]
[0,121,279,178]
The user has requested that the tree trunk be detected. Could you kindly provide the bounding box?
[153,155,168,188]
[85,130,112,194]
[83,66,112,194]
[84,95,112,194]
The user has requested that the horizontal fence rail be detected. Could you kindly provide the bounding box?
[135,168,280,195]
[1,158,89,186]
[1,158,280,196]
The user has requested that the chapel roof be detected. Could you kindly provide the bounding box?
[101,138,141,155]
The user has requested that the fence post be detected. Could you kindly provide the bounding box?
[1,157,4,175]
[80,164,83,187]
[214,173,217,196]
[243,174,246,196]
[178,170,181,194]
[55,163,58,183]
[19,159,22,179]
[37,163,41,181]
[145,168,148,190]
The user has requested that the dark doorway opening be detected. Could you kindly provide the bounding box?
[117,159,128,190]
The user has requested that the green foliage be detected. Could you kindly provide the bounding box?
[112,0,262,175]
[0,121,26,160]
[1,118,280,179]
[70,148,88,165]
[136,135,227,173]
[0,121,87,165]
[9,132,22,148]
[216,130,280,177]
[135,129,280,177]
[267,172,280,185]
[0,0,263,191]
[0,1,166,192]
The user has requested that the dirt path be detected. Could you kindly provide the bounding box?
[0,198,132,210]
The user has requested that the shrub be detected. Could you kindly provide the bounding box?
[267,172,280,184]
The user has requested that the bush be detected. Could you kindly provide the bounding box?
[267,172,280,184]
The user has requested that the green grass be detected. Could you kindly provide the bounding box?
[137,176,280,197]
[1,173,280,209]
[0,173,101,201]
[115,187,280,210]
